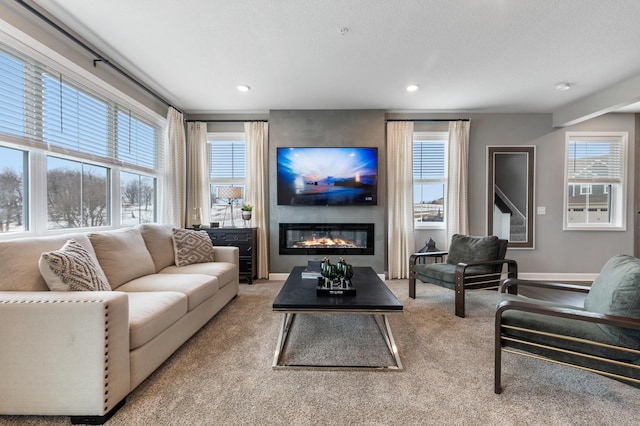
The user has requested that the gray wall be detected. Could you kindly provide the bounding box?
[407,112,635,275]
[203,111,635,277]
[268,110,386,274]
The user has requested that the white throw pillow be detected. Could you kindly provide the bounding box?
[172,228,215,267]
[39,239,111,291]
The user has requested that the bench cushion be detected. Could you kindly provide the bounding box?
[118,273,218,311]
[127,292,187,350]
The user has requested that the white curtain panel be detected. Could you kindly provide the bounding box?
[160,107,186,227]
[244,121,270,279]
[186,122,210,227]
[446,120,470,245]
[386,121,415,279]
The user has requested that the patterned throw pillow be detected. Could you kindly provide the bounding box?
[172,228,215,267]
[39,239,112,291]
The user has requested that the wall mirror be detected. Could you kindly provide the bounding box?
[487,146,535,249]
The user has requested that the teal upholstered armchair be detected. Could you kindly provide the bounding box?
[495,255,640,394]
[409,234,518,318]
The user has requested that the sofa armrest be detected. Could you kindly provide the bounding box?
[0,291,130,416]
[213,246,239,265]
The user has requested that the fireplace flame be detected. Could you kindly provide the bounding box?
[292,237,359,249]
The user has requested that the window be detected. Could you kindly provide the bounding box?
[208,133,246,224]
[413,132,448,228]
[0,42,163,235]
[0,146,27,233]
[121,171,156,225]
[47,157,109,229]
[564,132,627,230]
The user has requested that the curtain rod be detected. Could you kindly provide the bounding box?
[16,0,182,114]
[386,119,470,122]
[185,119,268,123]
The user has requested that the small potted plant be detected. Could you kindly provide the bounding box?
[240,204,253,222]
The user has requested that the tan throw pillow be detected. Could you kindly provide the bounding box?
[172,228,215,267]
[39,239,111,291]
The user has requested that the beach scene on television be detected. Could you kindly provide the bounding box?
[277,147,378,205]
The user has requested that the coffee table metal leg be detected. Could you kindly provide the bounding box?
[273,312,403,370]
[272,313,295,368]
[373,314,403,371]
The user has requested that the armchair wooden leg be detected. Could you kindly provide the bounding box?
[454,274,465,318]
[494,316,503,394]
[409,276,416,298]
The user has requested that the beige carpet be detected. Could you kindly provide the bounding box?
[1,280,639,426]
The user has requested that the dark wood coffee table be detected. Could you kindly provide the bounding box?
[272,266,403,370]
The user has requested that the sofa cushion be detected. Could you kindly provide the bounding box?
[584,255,640,348]
[414,263,456,289]
[160,262,237,289]
[138,223,176,272]
[89,228,156,290]
[172,228,215,267]
[117,273,218,311]
[38,239,111,292]
[0,233,95,291]
[447,234,501,265]
[127,292,188,350]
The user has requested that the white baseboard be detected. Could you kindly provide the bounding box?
[269,273,289,281]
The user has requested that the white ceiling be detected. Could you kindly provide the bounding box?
[31,0,640,117]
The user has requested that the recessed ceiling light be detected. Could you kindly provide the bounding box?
[554,82,572,91]
[406,84,419,92]
[237,85,251,92]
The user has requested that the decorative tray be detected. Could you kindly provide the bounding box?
[316,278,356,296]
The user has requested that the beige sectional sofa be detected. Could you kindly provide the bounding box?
[0,224,239,424]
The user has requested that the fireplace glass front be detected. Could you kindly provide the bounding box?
[279,223,374,255]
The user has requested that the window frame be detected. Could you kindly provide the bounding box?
[0,40,164,238]
[563,132,627,231]
[413,131,448,230]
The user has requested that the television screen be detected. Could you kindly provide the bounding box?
[277,147,378,205]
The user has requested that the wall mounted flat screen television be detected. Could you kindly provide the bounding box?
[277,147,378,206]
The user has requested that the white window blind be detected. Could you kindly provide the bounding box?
[43,73,110,157]
[0,52,27,138]
[117,109,158,169]
[413,140,445,180]
[567,138,623,184]
[209,141,246,180]
[0,44,162,172]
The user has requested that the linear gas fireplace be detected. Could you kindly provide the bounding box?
[279,223,374,255]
